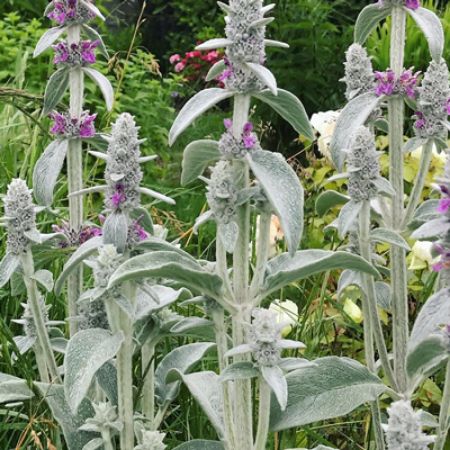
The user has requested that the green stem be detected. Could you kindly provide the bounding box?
[33,342,49,383]
[231,93,253,450]
[435,359,450,450]
[253,378,271,450]
[402,140,434,229]
[359,201,397,391]
[21,250,61,383]
[117,282,136,450]
[141,340,155,428]
[101,428,115,450]
[67,24,85,337]
[388,5,408,394]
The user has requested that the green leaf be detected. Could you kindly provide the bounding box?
[262,365,288,410]
[103,212,128,253]
[205,60,227,82]
[407,7,444,61]
[370,228,410,251]
[337,201,362,238]
[411,218,449,240]
[169,88,234,145]
[155,342,216,404]
[33,139,69,206]
[219,361,259,382]
[375,281,391,310]
[35,383,95,450]
[253,89,314,140]
[269,357,386,431]
[64,329,124,413]
[136,237,198,262]
[55,236,103,296]
[315,190,349,216]
[354,4,391,44]
[330,93,381,171]
[34,27,65,57]
[246,62,277,95]
[262,250,379,297]
[96,362,118,406]
[108,251,223,299]
[173,441,224,450]
[248,150,304,254]
[407,199,440,229]
[82,68,114,112]
[130,207,153,234]
[32,269,54,292]
[0,253,20,288]
[181,140,221,186]
[176,371,224,438]
[0,373,34,404]
[43,68,70,116]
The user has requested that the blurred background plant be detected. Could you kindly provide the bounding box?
[0,0,450,448]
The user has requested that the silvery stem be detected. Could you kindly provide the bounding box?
[434,359,450,450]
[117,282,136,450]
[141,340,155,428]
[388,5,408,394]
[67,24,85,337]
[212,307,235,450]
[231,93,253,449]
[34,341,50,383]
[253,378,271,450]
[101,428,115,450]
[21,250,61,383]
[402,140,434,229]
[359,201,397,390]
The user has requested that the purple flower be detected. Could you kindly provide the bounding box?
[446,98,450,115]
[218,58,233,81]
[48,0,95,26]
[405,0,420,10]
[52,220,102,248]
[53,40,99,66]
[49,111,96,138]
[432,243,450,272]
[414,111,426,129]
[53,42,70,64]
[438,198,450,214]
[399,68,420,98]
[80,40,99,64]
[79,112,97,137]
[133,221,149,241]
[224,118,233,129]
[50,112,68,135]
[375,70,396,96]
[111,184,126,209]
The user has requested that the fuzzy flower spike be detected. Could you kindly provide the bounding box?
[47,0,100,26]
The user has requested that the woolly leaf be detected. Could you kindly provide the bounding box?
[43,68,70,116]
[103,212,128,253]
[411,217,449,239]
[64,328,124,413]
[0,373,34,403]
[219,362,260,382]
[155,342,216,404]
[196,38,233,50]
[83,68,114,112]
[262,250,379,297]
[173,441,224,450]
[55,236,103,295]
[82,25,108,58]
[407,7,444,61]
[35,383,95,450]
[181,140,221,186]
[205,60,227,82]
[248,150,304,254]
[33,139,69,206]
[337,201,362,238]
[370,228,410,250]
[354,4,391,44]
[330,93,381,171]
[32,269,54,292]
[108,251,223,299]
[96,362,118,406]
[246,62,278,95]
[315,190,349,216]
[82,439,103,450]
[34,27,65,57]
[169,88,234,145]
[0,253,20,288]
[269,357,386,431]
[253,89,314,140]
[262,365,288,411]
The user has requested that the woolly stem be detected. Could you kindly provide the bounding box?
[117,282,136,449]
[231,93,253,449]
[67,24,85,337]
[388,5,408,394]
[212,306,236,450]
[21,250,61,383]
[434,359,450,450]
[33,341,50,383]
[253,378,271,450]
[101,428,115,450]
[141,340,155,428]
[359,201,397,390]
[402,140,434,228]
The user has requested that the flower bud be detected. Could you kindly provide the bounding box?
[343,44,375,100]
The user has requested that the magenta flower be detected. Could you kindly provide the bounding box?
[111,184,126,209]
[80,40,99,64]
[52,220,102,247]
[50,111,96,138]
[224,118,233,130]
[399,68,420,98]
[50,111,67,135]
[53,40,99,66]
[432,243,450,272]
[53,42,70,64]
[438,198,450,214]
[133,221,149,241]
[175,61,186,72]
[242,122,257,149]
[79,113,97,137]
[375,70,396,96]
[414,111,426,130]
[405,0,420,9]
[446,98,450,115]
[48,0,95,26]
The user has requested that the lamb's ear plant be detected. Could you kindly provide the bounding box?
[103,1,392,449]
[321,0,449,448]
[33,0,113,336]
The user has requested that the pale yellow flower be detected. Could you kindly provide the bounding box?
[409,241,436,271]
[343,298,363,324]
[269,299,298,337]
[310,110,340,162]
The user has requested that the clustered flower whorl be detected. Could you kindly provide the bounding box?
[50,111,97,139]
[221,0,267,92]
[15,298,49,343]
[105,113,143,213]
[3,179,37,255]
[78,298,109,330]
[79,402,122,435]
[384,400,434,450]
[347,126,380,202]
[48,0,96,26]
[248,308,284,366]
[53,40,99,66]
[414,59,450,139]
[219,118,260,158]
[343,44,375,101]
[206,161,238,225]
[134,430,167,450]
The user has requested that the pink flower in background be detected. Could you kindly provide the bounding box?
[205,51,219,62]
[170,54,181,64]
[175,61,186,72]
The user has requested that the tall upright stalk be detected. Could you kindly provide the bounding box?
[434,359,450,450]
[67,24,85,337]
[141,340,156,428]
[388,5,408,394]
[231,93,253,449]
